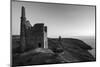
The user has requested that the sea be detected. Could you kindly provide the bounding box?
[73,36,96,58]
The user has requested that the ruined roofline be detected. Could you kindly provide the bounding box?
[21,6,47,30]
[32,23,45,27]
[21,6,46,27]
[25,20,32,27]
[33,23,44,25]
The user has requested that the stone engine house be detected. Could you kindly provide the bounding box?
[20,6,48,52]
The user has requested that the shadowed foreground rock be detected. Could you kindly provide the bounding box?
[12,48,63,66]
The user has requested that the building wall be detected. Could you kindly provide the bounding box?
[20,6,48,52]
[44,26,48,48]
[20,16,26,52]
[25,23,45,51]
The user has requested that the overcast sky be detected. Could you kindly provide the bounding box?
[12,1,95,38]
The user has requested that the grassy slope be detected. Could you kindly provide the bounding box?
[12,35,95,66]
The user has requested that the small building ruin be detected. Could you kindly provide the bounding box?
[20,6,48,52]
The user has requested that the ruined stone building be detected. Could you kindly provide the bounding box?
[20,6,48,52]
[12,6,95,65]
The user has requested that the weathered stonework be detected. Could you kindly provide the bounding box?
[20,6,48,52]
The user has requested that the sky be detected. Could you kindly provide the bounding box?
[12,1,95,38]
